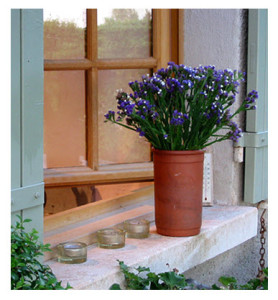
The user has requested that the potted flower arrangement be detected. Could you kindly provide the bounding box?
[104,62,258,237]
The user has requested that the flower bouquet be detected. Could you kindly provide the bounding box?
[104,62,258,150]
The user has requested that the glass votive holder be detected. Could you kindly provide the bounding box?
[57,242,87,264]
[124,219,150,239]
[97,228,126,249]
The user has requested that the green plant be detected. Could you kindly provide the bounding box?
[110,260,188,290]
[110,260,268,290]
[105,62,258,150]
[11,216,71,290]
[212,268,268,290]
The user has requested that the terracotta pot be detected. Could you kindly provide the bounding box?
[153,149,204,237]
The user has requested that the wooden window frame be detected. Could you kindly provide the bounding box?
[44,9,184,188]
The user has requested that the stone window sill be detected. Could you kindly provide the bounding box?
[45,194,258,290]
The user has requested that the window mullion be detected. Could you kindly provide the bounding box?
[86,9,99,170]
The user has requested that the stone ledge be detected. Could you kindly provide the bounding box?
[47,205,258,290]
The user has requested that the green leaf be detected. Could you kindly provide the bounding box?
[159,271,186,289]
[136,266,150,273]
[147,272,164,290]
[211,284,221,290]
[262,278,268,290]
[11,217,72,290]
[242,278,261,290]
[218,276,237,288]
[23,218,32,223]
[109,283,122,290]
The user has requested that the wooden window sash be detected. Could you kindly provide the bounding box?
[44,9,183,187]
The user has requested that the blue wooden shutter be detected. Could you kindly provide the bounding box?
[237,9,268,204]
[11,9,44,237]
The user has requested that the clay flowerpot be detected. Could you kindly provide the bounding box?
[153,149,205,237]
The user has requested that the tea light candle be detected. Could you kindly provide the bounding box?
[97,228,125,249]
[57,242,87,264]
[124,219,150,239]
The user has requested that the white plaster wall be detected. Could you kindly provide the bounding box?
[183,9,247,205]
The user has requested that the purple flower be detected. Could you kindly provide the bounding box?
[104,110,115,119]
[228,121,242,142]
[136,99,157,120]
[170,110,187,125]
[116,92,136,117]
[182,79,194,88]
[245,90,258,104]
[183,113,189,119]
[136,127,145,137]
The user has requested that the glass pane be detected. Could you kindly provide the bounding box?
[98,9,152,59]
[44,9,86,59]
[98,69,151,165]
[44,182,153,215]
[44,71,86,168]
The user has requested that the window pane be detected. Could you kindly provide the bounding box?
[44,9,86,59]
[44,71,86,168]
[98,69,151,165]
[98,9,152,59]
[44,182,153,215]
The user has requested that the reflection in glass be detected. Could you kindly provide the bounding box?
[44,182,153,215]
[98,69,151,165]
[44,9,86,59]
[98,9,152,59]
[44,71,86,168]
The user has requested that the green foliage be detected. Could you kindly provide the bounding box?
[98,9,151,59]
[110,260,268,290]
[211,268,268,290]
[44,18,85,59]
[111,260,188,290]
[11,216,72,290]
[44,9,151,60]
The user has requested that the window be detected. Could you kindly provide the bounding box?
[43,9,184,215]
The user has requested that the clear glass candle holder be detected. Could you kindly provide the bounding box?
[124,219,150,239]
[57,242,87,264]
[97,228,125,249]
